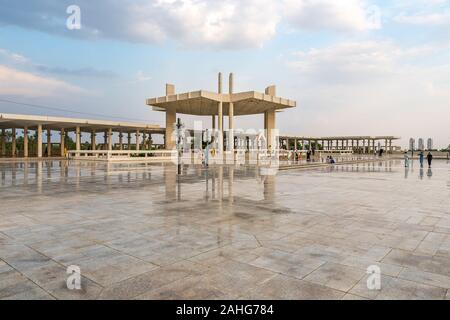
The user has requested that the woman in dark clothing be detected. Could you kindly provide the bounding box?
[426,152,433,167]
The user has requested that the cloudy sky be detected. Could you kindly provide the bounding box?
[0,0,449,148]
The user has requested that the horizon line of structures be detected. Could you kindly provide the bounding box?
[0,127,165,158]
[0,124,398,158]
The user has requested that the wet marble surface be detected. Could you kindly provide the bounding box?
[0,159,449,299]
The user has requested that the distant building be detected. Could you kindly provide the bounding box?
[427,138,433,150]
[409,138,415,151]
[418,138,424,150]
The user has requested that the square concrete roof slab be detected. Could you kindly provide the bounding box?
[146,90,296,116]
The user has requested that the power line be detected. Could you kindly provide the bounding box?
[0,98,165,125]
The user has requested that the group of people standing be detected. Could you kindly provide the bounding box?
[404,151,433,168]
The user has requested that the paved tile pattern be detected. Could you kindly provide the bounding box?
[0,159,449,299]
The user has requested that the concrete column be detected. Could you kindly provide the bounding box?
[212,115,215,130]
[75,126,81,151]
[46,129,51,157]
[60,129,65,157]
[119,131,123,150]
[363,139,366,154]
[264,110,276,150]
[103,131,108,150]
[372,139,375,153]
[23,127,28,158]
[218,72,223,153]
[228,73,234,152]
[294,139,297,151]
[91,130,96,150]
[37,124,42,158]
[346,139,348,151]
[389,139,392,153]
[165,107,176,150]
[1,129,5,156]
[142,132,146,150]
[108,128,113,151]
[11,128,16,157]
[385,139,388,152]
[135,130,140,151]
[127,133,131,149]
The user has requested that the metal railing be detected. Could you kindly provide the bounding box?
[68,149,176,161]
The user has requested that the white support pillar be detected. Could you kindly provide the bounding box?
[103,131,108,150]
[60,128,65,157]
[91,130,96,150]
[218,72,223,154]
[46,129,51,157]
[127,133,131,150]
[1,129,5,157]
[75,126,81,151]
[11,128,16,157]
[228,73,234,152]
[142,132,146,150]
[23,127,29,158]
[119,131,123,150]
[108,128,113,151]
[37,124,42,158]
[135,130,140,151]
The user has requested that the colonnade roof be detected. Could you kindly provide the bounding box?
[146,90,296,116]
[0,113,164,134]
[279,135,401,140]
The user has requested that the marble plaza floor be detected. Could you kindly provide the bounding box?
[0,159,449,300]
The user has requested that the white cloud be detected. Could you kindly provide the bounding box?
[395,11,450,26]
[284,41,450,147]
[283,0,381,32]
[0,65,85,97]
[0,0,381,49]
[0,48,29,63]
[136,70,151,82]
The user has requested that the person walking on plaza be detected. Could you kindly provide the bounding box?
[404,152,409,167]
[419,151,424,168]
[427,152,433,168]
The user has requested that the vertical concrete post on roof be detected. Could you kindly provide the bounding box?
[11,128,16,157]
[91,130,96,150]
[165,84,176,150]
[135,130,140,151]
[37,124,43,158]
[46,129,51,157]
[264,85,276,151]
[75,126,81,152]
[228,73,234,152]
[1,129,5,156]
[108,128,113,151]
[119,131,123,150]
[217,73,223,154]
[60,128,65,157]
[23,126,28,158]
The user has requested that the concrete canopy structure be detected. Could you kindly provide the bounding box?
[279,135,401,154]
[146,73,296,150]
[0,113,163,158]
